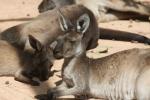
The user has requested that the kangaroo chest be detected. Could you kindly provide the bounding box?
[62,57,77,87]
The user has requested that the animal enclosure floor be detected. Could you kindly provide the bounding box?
[0,0,150,100]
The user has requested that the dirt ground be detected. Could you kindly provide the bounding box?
[0,0,150,100]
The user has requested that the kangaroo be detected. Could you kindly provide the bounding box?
[37,0,150,45]
[38,0,150,22]
[0,5,99,51]
[0,35,54,86]
[45,14,150,99]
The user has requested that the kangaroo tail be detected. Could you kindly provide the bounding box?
[100,27,150,45]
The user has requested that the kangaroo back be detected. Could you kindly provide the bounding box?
[0,40,21,76]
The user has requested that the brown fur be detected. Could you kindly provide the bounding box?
[34,12,150,99]
[0,35,54,86]
[38,0,150,22]
[49,28,150,99]
[38,0,150,45]
[1,5,99,51]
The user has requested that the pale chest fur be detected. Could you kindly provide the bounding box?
[63,58,77,80]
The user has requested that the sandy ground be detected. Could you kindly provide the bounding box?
[0,0,150,100]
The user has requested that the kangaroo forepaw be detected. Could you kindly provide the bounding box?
[47,90,57,100]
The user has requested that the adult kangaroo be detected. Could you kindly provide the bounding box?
[0,5,99,51]
[38,0,150,22]
[46,13,150,99]
[38,0,150,44]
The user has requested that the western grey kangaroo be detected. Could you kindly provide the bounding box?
[47,13,150,99]
[1,5,99,51]
[0,35,54,86]
[38,0,150,22]
[38,0,150,45]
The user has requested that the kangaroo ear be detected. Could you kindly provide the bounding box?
[28,35,43,51]
[50,41,57,50]
[77,13,90,34]
[57,9,72,32]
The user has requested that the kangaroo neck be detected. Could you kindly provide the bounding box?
[18,49,34,67]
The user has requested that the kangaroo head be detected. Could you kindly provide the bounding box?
[28,35,54,81]
[54,12,90,58]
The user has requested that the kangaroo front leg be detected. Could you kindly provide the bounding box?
[35,82,68,100]
[47,81,68,99]
[15,70,40,86]
[49,81,68,92]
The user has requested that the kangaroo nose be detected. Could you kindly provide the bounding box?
[50,63,53,67]
[54,49,60,54]
[64,48,71,54]
[40,75,49,81]
[54,50,63,59]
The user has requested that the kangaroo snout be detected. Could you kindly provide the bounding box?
[40,75,49,81]
[53,45,63,59]
[54,51,63,59]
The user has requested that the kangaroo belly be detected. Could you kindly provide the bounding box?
[89,67,141,99]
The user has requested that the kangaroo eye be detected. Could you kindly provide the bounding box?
[70,40,75,44]
[31,70,39,76]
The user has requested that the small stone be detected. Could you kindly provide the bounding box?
[22,1,25,4]
[99,48,108,53]
[5,81,9,85]
[111,24,114,26]
[128,24,132,28]
[26,14,30,17]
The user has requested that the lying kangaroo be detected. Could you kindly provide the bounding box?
[37,0,150,45]
[1,5,99,51]
[0,35,54,86]
[46,14,150,99]
[38,0,150,22]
